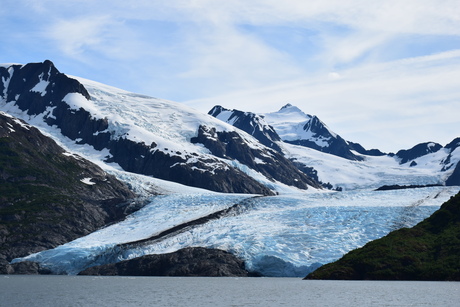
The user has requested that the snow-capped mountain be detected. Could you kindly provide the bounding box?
[209,104,387,162]
[444,138,460,185]
[394,139,460,171]
[2,60,460,277]
[0,61,320,195]
[209,103,460,189]
[3,61,458,192]
[261,103,365,161]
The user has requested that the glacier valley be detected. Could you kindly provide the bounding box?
[13,182,458,277]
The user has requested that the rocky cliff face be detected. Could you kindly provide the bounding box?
[78,247,256,277]
[1,60,91,116]
[347,141,386,156]
[446,163,460,186]
[0,112,138,274]
[191,125,321,190]
[283,115,364,161]
[209,105,283,152]
[443,138,460,186]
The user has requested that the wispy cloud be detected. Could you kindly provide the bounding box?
[1,0,460,151]
[47,16,116,58]
[186,49,460,151]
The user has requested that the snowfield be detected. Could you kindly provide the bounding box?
[73,76,274,160]
[283,142,458,190]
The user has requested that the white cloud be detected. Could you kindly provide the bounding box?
[2,0,460,152]
[125,1,460,36]
[47,16,115,57]
[175,23,306,95]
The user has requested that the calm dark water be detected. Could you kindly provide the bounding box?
[1,275,459,307]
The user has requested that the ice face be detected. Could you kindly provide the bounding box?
[13,186,458,276]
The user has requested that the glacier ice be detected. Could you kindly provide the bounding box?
[13,186,459,277]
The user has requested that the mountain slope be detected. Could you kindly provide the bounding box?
[396,142,443,164]
[0,112,137,273]
[305,191,460,280]
[209,105,282,152]
[190,125,320,190]
[0,61,322,194]
[393,139,460,186]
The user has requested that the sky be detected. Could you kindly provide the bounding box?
[1,0,459,152]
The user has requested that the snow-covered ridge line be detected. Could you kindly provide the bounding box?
[75,76,230,145]
[2,61,460,192]
[73,75,284,153]
[210,103,364,161]
[210,103,460,188]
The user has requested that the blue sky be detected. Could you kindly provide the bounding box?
[1,0,459,152]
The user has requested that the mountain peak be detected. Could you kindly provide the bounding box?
[280,103,293,109]
[278,103,306,115]
[263,104,311,126]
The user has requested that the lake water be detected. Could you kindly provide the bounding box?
[1,275,459,307]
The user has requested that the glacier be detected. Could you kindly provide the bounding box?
[13,184,458,276]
